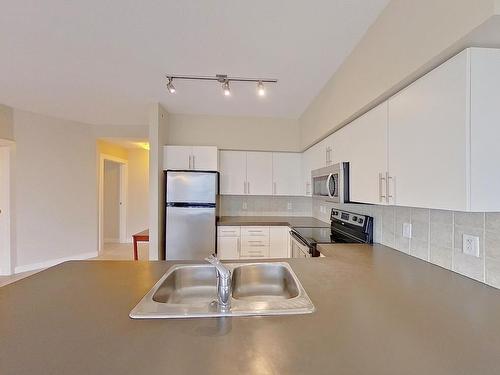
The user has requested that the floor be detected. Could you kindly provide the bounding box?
[0,242,149,288]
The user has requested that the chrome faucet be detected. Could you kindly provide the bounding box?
[205,254,231,311]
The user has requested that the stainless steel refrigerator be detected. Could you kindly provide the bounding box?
[165,171,218,260]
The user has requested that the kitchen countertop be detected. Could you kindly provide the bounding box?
[2,245,500,374]
[217,215,329,227]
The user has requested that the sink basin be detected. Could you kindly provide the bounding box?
[231,263,299,301]
[130,262,314,319]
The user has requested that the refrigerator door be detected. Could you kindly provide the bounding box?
[166,171,217,204]
[166,206,216,260]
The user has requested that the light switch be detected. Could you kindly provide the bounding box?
[402,223,412,239]
[463,234,480,257]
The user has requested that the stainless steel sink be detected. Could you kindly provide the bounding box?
[130,262,314,319]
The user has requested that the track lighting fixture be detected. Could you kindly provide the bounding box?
[257,81,265,97]
[165,74,277,97]
[222,80,231,96]
[166,77,176,94]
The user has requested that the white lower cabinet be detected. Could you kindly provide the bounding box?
[217,226,290,260]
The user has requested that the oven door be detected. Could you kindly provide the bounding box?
[290,232,311,258]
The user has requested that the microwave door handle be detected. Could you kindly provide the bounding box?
[326,173,334,198]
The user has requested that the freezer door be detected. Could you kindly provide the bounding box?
[166,206,216,260]
[166,171,218,204]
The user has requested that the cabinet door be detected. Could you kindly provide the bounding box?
[217,237,240,260]
[272,153,302,196]
[301,148,313,196]
[219,151,246,195]
[388,50,468,210]
[336,102,388,205]
[192,146,218,171]
[246,152,273,195]
[163,146,192,170]
[269,227,289,258]
[308,139,327,171]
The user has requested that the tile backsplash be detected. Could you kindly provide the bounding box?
[220,196,312,217]
[220,195,500,290]
[312,197,500,290]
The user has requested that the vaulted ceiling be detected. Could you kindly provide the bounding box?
[0,0,389,125]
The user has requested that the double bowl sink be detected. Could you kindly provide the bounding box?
[130,262,315,319]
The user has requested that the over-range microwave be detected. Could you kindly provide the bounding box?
[311,162,349,203]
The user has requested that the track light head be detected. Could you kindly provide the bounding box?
[222,80,231,96]
[166,77,176,94]
[257,81,265,97]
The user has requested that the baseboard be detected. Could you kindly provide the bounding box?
[14,251,98,274]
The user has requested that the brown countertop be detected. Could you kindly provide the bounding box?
[2,245,500,374]
[217,215,329,227]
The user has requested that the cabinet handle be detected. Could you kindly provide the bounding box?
[188,155,192,169]
[386,172,393,203]
[379,173,386,202]
[248,181,250,195]
[237,238,240,255]
[192,155,195,170]
[273,182,277,195]
[244,181,247,194]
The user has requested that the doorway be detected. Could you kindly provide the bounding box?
[0,141,13,275]
[98,154,128,252]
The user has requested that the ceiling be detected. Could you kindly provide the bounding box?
[0,0,389,125]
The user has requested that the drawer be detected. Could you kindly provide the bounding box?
[240,244,269,258]
[217,226,241,237]
[241,237,269,247]
[241,226,270,238]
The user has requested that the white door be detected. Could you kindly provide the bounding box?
[269,227,289,258]
[246,152,273,195]
[388,50,468,210]
[217,237,240,260]
[191,146,218,171]
[272,153,302,196]
[335,102,388,205]
[219,150,246,195]
[164,146,192,170]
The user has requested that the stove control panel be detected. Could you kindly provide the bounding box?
[331,209,365,227]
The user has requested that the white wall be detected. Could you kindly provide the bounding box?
[127,148,149,240]
[168,114,300,151]
[299,0,499,148]
[0,104,14,141]
[148,103,169,260]
[103,160,120,242]
[13,109,98,270]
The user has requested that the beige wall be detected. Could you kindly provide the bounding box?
[299,0,498,148]
[127,148,149,240]
[13,109,98,268]
[0,104,14,141]
[168,114,300,152]
[148,103,169,260]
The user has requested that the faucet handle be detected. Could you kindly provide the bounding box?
[205,253,230,279]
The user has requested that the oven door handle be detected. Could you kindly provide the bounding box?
[290,231,309,247]
[326,173,334,198]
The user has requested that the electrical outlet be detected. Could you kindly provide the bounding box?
[402,223,412,239]
[242,202,247,210]
[462,234,480,257]
[287,202,292,210]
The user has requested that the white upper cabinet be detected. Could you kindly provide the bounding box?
[335,102,388,205]
[386,48,500,211]
[272,153,302,196]
[246,152,273,195]
[163,146,218,171]
[219,150,246,195]
[388,50,469,210]
[301,148,313,196]
[191,146,218,171]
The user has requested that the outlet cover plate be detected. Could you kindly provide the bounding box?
[402,223,412,239]
[462,234,480,257]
